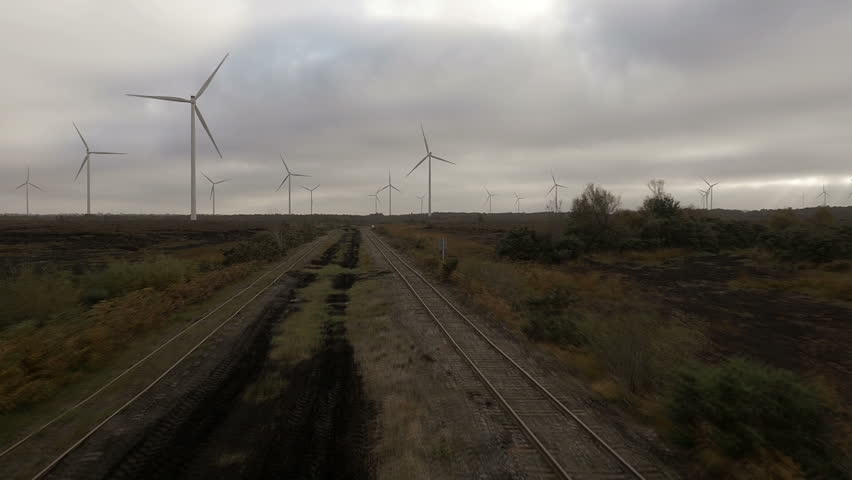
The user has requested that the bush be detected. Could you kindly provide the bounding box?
[666,358,844,478]
[223,231,287,265]
[0,268,80,329]
[570,183,622,249]
[642,179,681,218]
[80,256,196,305]
[521,288,582,344]
[496,227,541,261]
[439,256,458,281]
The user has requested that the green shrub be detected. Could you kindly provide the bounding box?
[496,228,581,263]
[223,231,286,265]
[521,288,582,344]
[666,358,844,478]
[0,267,80,329]
[439,257,459,281]
[80,256,196,304]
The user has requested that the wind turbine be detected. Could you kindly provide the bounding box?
[416,194,425,215]
[816,185,831,207]
[483,186,498,214]
[701,177,719,210]
[16,167,44,216]
[697,189,708,209]
[377,171,401,216]
[127,53,228,221]
[72,123,126,215]
[201,172,230,215]
[546,171,568,213]
[514,192,526,213]
[302,184,320,215]
[276,153,310,215]
[407,123,455,216]
[367,193,382,214]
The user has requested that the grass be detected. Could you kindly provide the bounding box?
[731,268,852,303]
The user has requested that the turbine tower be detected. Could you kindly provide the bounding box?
[816,185,831,207]
[276,153,310,215]
[514,192,526,213]
[546,171,568,213]
[72,123,126,215]
[368,193,381,214]
[407,123,454,216]
[16,167,44,216]
[701,177,719,210]
[377,171,401,216]
[201,172,230,215]
[416,194,425,214]
[483,186,498,214]
[302,184,320,215]
[127,53,228,221]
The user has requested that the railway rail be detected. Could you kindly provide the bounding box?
[366,229,667,480]
[0,236,324,480]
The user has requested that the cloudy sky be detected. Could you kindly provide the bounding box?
[2,0,851,215]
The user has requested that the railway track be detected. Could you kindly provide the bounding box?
[0,236,325,480]
[366,230,669,480]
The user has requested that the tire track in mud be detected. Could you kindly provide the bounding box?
[55,230,374,480]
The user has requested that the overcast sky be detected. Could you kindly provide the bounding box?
[2,0,851,215]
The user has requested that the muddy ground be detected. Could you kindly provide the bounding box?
[45,230,373,480]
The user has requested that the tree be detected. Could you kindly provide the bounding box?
[570,183,621,248]
[642,179,680,218]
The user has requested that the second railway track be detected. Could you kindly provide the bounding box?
[366,229,669,480]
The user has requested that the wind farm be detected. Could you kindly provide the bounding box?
[2,5,852,480]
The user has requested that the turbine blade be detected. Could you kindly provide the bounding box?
[197,53,229,98]
[72,122,89,150]
[219,179,231,183]
[16,183,26,189]
[280,153,290,174]
[392,185,401,192]
[547,184,556,195]
[431,155,455,164]
[194,105,222,158]
[557,184,567,188]
[420,123,429,153]
[276,175,289,192]
[201,171,213,183]
[302,185,310,191]
[31,183,45,191]
[701,177,712,187]
[291,173,310,177]
[407,155,428,176]
[74,154,90,181]
[378,185,389,192]
[126,94,190,103]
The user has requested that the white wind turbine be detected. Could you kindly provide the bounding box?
[816,184,831,207]
[407,123,455,216]
[368,193,381,214]
[302,184,320,215]
[701,177,719,210]
[483,186,499,214]
[72,123,126,215]
[127,53,228,221]
[697,189,708,210]
[16,167,44,216]
[276,153,310,215]
[514,192,526,213]
[377,171,401,216]
[201,172,230,215]
[416,194,425,215]
[546,171,568,213]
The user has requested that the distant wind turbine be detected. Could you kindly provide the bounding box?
[127,53,228,221]
[302,184,320,215]
[16,167,44,216]
[546,171,568,213]
[368,193,381,214]
[377,171,401,216]
[701,177,719,210]
[276,153,310,215]
[483,186,498,214]
[72,122,126,215]
[697,189,708,210]
[816,185,831,207]
[416,194,425,215]
[407,123,454,216]
[201,172,230,215]
[514,192,526,213]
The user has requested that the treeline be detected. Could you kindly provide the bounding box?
[498,180,852,264]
